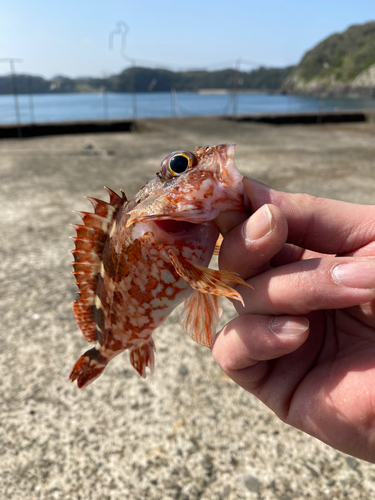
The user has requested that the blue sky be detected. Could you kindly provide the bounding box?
[1,0,374,78]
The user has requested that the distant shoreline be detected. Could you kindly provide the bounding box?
[0,65,294,96]
[197,89,273,95]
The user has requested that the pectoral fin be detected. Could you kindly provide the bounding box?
[167,248,251,306]
[179,291,222,348]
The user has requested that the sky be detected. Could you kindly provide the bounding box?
[1,0,374,79]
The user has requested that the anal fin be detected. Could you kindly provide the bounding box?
[179,291,222,348]
[167,249,251,306]
[129,339,156,378]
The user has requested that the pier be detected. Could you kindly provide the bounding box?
[0,110,374,138]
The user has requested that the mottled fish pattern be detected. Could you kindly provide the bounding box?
[69,143,249,388]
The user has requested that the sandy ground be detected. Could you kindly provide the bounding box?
[2,117,375,499]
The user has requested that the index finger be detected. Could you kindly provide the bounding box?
[243,178,375,255]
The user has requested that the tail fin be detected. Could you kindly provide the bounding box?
[69,347,107,388]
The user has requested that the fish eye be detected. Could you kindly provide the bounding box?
[168,154,190,175]
[160,150,197,179]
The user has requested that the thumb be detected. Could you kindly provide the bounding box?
[215,210,249,236]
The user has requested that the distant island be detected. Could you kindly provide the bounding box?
[1,21,374,98]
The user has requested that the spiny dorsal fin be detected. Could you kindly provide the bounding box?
[71,188,126,343]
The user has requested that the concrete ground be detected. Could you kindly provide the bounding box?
[2,117,375,499]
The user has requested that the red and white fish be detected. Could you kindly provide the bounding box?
[69,143,249,388]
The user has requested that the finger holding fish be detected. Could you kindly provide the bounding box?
[217,203,288,281]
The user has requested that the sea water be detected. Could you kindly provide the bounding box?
[1,91,375,124]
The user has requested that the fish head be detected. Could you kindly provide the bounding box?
[126,143,249,227]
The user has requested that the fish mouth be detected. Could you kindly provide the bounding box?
[154,220,197,233]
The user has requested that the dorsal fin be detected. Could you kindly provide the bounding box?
[71,188,126,343]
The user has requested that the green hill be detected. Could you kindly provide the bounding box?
[283,21,375,97]
[0,66,294,95]
[110,65,294,93]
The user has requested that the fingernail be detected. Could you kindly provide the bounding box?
[242,204,273,241]
[269,316,309,336]
[332,261,375,289]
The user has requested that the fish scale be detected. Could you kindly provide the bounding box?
[69,143,251,388]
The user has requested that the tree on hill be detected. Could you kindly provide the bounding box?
[289,21,375,84]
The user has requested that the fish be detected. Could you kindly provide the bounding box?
[69,143,250,388]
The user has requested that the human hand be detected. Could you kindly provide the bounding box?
[213,178,375,462]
